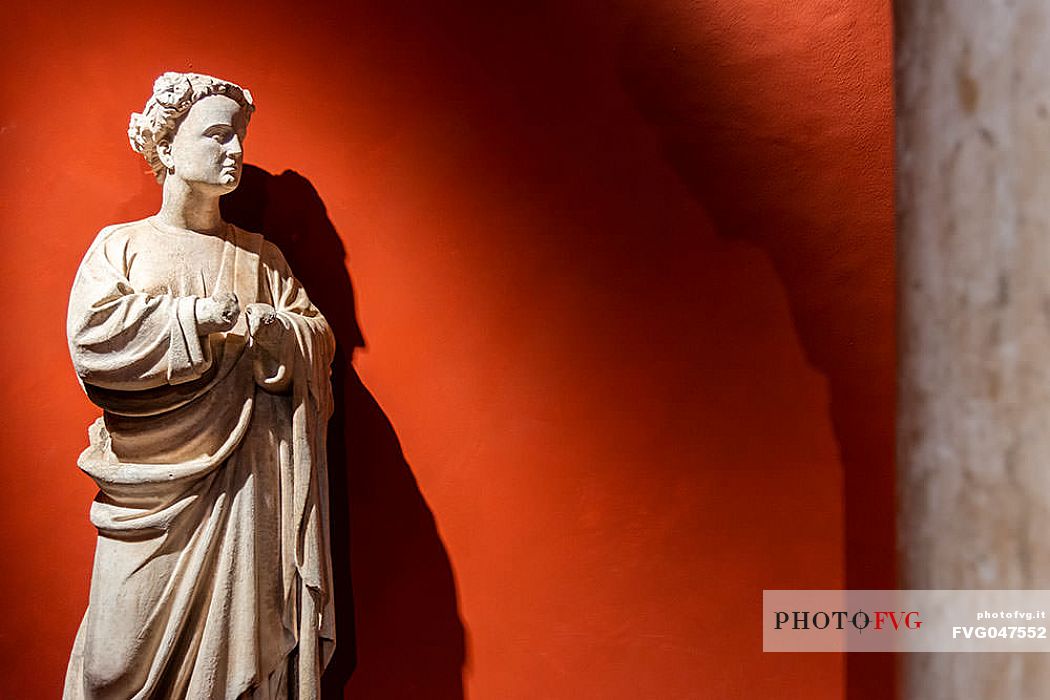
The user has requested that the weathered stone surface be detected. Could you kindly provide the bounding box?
[897,2,1050,697]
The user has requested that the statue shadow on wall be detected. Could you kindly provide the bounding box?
[221,164,467,700]
[616,13,894,700]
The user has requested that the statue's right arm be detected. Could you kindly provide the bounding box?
[67,226,215,391]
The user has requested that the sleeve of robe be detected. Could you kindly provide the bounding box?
[257,240,338,694]
[67,225,213,390]
[252,240,335,404]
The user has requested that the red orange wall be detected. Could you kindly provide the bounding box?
[0,1,893,698]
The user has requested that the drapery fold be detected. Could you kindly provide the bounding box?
[64,219,335,700]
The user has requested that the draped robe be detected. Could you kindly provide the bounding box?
[63,217,336,699]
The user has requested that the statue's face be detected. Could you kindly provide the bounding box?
[166,94,247,194]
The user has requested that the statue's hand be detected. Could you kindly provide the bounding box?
[247,303,292,391]
[196,292,241,334]
[246,303,282,347]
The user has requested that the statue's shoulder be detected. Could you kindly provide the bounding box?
[81,218,154,262]
[225,225,289,270]
[227,223,266,256]
[95,218,151,239]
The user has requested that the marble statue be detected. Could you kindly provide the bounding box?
[63,72,336,699]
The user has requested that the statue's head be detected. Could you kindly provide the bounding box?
[128,72,255,192]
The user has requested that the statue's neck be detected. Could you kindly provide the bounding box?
[156,177,223,233]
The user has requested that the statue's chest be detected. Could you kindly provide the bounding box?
[125,230,258,302]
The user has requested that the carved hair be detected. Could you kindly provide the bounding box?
[128,72,255,183]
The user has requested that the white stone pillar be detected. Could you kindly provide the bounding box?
[897,1,1050,697]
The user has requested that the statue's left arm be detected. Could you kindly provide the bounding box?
[250,242,335,404]
[253,240,339,683]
